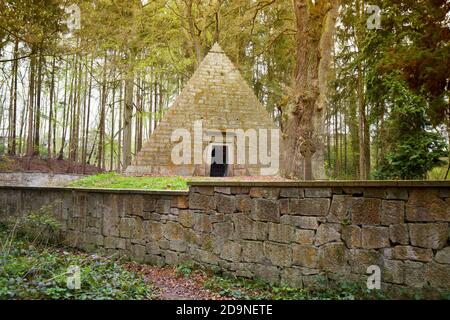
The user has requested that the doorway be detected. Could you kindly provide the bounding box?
[210,145,228,177]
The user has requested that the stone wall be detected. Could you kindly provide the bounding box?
[0,181,449,298]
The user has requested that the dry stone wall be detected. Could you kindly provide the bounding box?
[0,182,449,298]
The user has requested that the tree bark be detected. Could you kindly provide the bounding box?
[281,0,339,180]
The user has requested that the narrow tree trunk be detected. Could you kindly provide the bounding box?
[47,57,56,158]
[8,39,19,155]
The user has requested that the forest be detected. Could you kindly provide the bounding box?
[0,0,449,180]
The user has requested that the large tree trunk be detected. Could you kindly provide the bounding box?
[281,0,339,180]
[8,38,18,155]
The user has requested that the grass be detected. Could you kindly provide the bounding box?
[68,172,188,190]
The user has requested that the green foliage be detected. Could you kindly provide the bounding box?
[373,75,448,180]
[5,203,63,245]
[0,229,151,300]
[203,275,387,300]
[175,261,197,278]
[68,173,188,190]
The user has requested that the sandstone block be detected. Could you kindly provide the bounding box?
[392,245,433,262]
[263,241,292,267]
[406,189,449,222]
[315,223,341,246]
[318,242,346,273]
[435,247,450,264]
[215,193,236,214]
[342,225,362,248]
[389,224,409,245]
[381,200,405,225]
[251,198,280,222]
[241,240,264,263]
[268,223,294,243]
[289,198,330,216]
[293,229,315,245]
[409,223,448,249]
[351,198,381,225]
[292,245,318,268]
[361,226,389,249]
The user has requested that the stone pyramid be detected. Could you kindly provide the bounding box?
[125,43,277,176]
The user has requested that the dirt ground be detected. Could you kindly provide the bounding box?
[125,264,229,300]
[0,156,102,174]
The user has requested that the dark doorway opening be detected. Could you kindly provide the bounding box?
[210,145,228,177]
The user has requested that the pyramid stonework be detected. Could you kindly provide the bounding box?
[126,44,278,176]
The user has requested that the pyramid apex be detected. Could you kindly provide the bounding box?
[210,42,224,53]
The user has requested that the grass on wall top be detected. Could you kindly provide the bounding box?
[68,173,188,190]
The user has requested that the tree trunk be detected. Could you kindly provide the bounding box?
[122,61,134,170]
[281,0,339,180]
[8,38,18,155]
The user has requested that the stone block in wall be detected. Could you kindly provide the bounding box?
[363,188,385,198]
[169,240,188,252]
[386,188,408,200]
[213,221,234,239]
[404,261,425,288]
[347,249,383,274]
[280,188,303,198]
[383,260,405,284]
[241,240,265,263]
[195,249,219,265]
[392,245,433,262]
[156,199,171,214]
[119,217,135,238]
[251,198,280,222]
[293,229,315,245]
[178,210,194,228]
[361,226,389,249]
[236,195,252,213]
[280,268,303,288]
[143,196,156,212]
[318,242,346,273]
[145,254,165,267]
[230,187,250,195]
[289,198,330,216]
[214,193,236,214]
[381,200,405,225]
[263,241,292,267]
[305,188,332,198]
[389,224,409,245]
[146,242,161,255]
[268,223,294,243]
[292,245,318,268]
[131,195,144,217]
[193,213,212,233]
[280,215,320,230]
[143,220,163,241]
[351,198,381,225]
[249,187,279,200]
[220,241,241,261]
[424,262,450,289]
[163,221,185,241]
[315,223,341,246]
[131,244,145,262]
[408,223,448,249]
[406,189,449,222]
[189,192,215,210]
[175,196,189,209]
[435,247,450,264]
[233,214,267,240]
[252,264,280,284]
[342,225,362,248]
[215,187,231,194]
[327,195,352,223]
